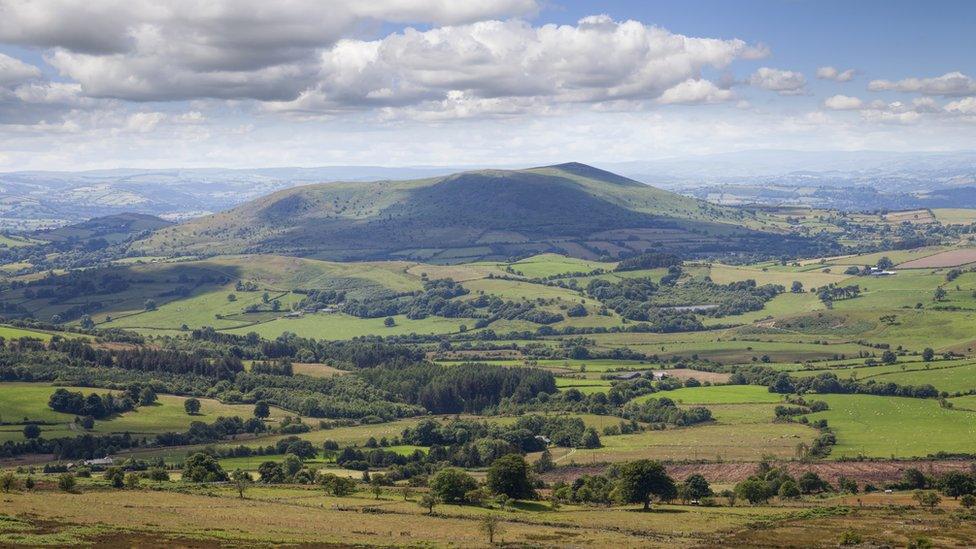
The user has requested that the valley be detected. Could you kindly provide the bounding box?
[2,165,976,547]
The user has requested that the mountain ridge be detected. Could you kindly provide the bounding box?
[131,163,806,262]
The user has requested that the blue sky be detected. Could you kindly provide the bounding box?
[0,0,973,170]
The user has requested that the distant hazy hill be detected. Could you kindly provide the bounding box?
[133,163,807,262]
[35,213,172,245]
[0,166,460,231]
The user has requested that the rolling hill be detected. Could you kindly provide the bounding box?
[133,163,811,262]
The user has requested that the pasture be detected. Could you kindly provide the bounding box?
[0,383,287,442]
[805,394,976,458]
[637,385,785,405]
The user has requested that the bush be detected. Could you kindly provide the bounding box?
[58,473,77,492]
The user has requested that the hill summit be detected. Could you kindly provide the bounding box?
[133,163,791,262]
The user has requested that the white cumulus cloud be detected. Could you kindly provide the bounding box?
[266,16,766,117]
[868,72,976,96]
[816,66,856,82]
[823,94,863,110]
[748,67,806,95]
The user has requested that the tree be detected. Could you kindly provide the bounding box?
[902,468,927,490]
[58,473,77,492]
[876,257,894,270]
[384,316,395,327]
[144,299,157,311]
[22,423,41,439]
[486,454,535,500]
[798,472,830,494]
[838,477,859,494]
[370,481,384,500]
[253,400,270,419]
[778,480,801,499]
[125,473,141,489]
[231,470,252,499]
[735,478,773,505]
[24,476,35,491]
[683,474,713,500]
[791,281,804,293]
[961,494,976,509]
[105,466,125,488]
[881,350,897,365]
[922,348,935,362]
[0,472,17,492]
[430,467,479,503]
[534,449,554,473]
[182,452,228,482]
[258,461,285,484]
[138,387,157,406]
[769,372,795,394]
[616,459,676,510]
[479,514,503,544]
[319,473,356,496]
[183,397,201,415]
[939,471,973,499]
[913,490,941,508]
[580,427,601,448]
[281,454,303,478]
[419,493,438,515]
[934,287,947,301]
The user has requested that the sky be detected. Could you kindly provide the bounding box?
[0,0,974,171]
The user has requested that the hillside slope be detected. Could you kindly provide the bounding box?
[133,163,802,262]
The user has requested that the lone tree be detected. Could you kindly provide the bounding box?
[922,347,935,362]
[22,423,41,439]
[419,493,438,515]
[487,454,535,500]
[616,459,676,510]
[480,514,504,544]
[58,473,77,493]
[253,400,270,419]
[184,397,201,415]
[231,469,252,499]
[384,316,396,327]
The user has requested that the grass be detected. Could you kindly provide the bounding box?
[707,263,852,287]
[484,253,615,278]
[854,359,976,393]
[932,208,976,225]
[555,378,613,394]
[545,421,815,462]
[0,325,60,342]
[636,385,785,405]
[0,481,819,547]
[0,383,288,442]
[805,394,976,458]
[222,312,470,339]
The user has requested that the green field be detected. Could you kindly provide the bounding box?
[806,394,976,458]
[0,383,288,442]
[223,312,470,339]
[480,253,614,278]
[637,385,785,405]
[0,325,60,342]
